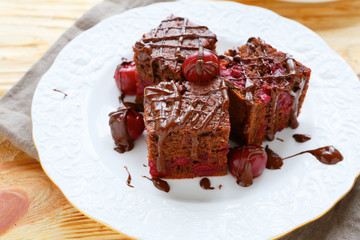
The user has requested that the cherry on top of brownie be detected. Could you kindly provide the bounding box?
[133,14,217,89]
[143,77,230,178]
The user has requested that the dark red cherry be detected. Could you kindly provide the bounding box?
[126,109,145,140]
[228,145,268,179]
[182,46,219,84]
[114,61,138,95]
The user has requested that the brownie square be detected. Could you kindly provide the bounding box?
[133,15,217,93]
[143,78,230,179]
[220,37,311,144]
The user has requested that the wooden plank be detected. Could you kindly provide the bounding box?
[0,136,130,239]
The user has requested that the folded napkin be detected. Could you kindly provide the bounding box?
[0,0,358,239]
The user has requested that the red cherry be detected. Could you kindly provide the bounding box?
[182,46,219,84]
[126,109,144,140]
[114,61,138,95]
[228,145,268,179]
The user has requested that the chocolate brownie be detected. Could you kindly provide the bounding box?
[143,77,230,179]
[220,37,311,144]
[133,15,217,92]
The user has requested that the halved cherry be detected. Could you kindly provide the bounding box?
[126,109,145,140]
[114,61,138,95]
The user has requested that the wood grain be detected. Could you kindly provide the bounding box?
[0,0,359,239]
[0,135,130,239]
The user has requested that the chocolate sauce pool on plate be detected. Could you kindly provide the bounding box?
[284,145,343,165]
[143,176,170,193]
[292,134,311,143]
[200,178,214,190]
[266,145,343,169]
[53,89,67,99]
[265,145,283,169]
[124,166,134,188]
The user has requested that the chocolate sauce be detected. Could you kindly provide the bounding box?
[284,146,343,165]
[266,145,343,170]
[293,134,311,143]
[276,138,284,142]
[133,15,217,84]
[108,93,144,153]
[143,164,147,167]
[108,100,134,153]
[144,78,229,173]
[236,161,253,187]
[143,176,170,193]
[124,166,134,188]
[199,178,214,190]
[53,89,67,99]
[265,145,283,169]
[219,184,222,190]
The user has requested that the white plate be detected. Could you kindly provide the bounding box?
[32,1,360,239]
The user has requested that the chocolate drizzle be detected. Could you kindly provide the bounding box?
[221,37,311,141]
[144,78,229,173]
[124,166,134,188]
[293,134,311,143]
[266,145,343,169]
[108,94,144,153]
[143,176,170,193]
[284,146,343,165]
[236,161,253,187]
[200,178,214,190]
[265,145,283,169]
[133,15,217,83]
[53,89,67,99]
[108,96,136,153]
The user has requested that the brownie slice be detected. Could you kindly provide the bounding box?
[133,15,217,92]
[144,78,230,179]
[220,37,311,145]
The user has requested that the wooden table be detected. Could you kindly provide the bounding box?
[0,0,359,239]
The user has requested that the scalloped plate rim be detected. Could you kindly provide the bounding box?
[31,1,360,240]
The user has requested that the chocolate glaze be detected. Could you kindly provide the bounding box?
[143,176,170,193]
[53,89,67,99]
[200,178,214,190]
[293,134,311,143]
[133,15,217,83]
[144,78,229,173]
[222,37,311,141]
[266,145,343,169]
[108,99,134,153]
[124,166,134,188]
[265,145,283,169]
[284,145,343,165]
[236,161,253,187]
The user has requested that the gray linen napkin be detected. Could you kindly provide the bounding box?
[0,0,358,239]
